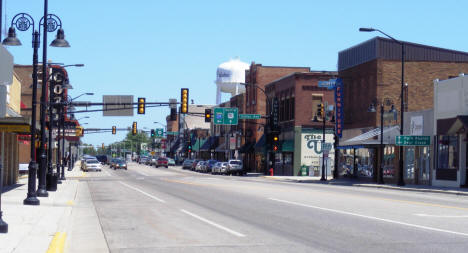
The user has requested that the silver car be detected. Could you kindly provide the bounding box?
[227,159,243,175]
[84,159,102,172]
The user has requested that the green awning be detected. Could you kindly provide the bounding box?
[192,138,207,151]
[281,140,294,152]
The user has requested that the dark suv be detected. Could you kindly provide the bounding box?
[95,155,108,164]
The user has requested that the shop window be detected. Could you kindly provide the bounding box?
[437,135,458,169]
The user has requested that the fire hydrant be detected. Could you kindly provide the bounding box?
[269,168,274,176]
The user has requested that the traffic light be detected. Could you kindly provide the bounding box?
[317,103,324,117]
[187,140,192,153]
[205,109,212,122]
[137,97,145,114]
[112,126,116,134]
[180,88,189,114]
[75,126,84,137]
[170,108,177,121]
[151,129,155,138]
[132,122,137,135]
[271,132,280,152]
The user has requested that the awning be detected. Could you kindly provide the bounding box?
[200,136,217,151]
[254,134,265,153]
[239,142,255,153]
[339,125,400,147]
[192,138,207,151]
[438,116,468,135]
[215,142,226,152]
[170,138,181,153]
[281,140,294,152]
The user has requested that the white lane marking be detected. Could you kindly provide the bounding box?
[136,170,149,176]
[269,198,468,238]
[180,209,246,237]
[119,182,166,203]
[415,214,468,218]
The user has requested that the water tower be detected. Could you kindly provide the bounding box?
[215,58,249,104]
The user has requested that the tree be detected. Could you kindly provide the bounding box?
[82,143,96,155]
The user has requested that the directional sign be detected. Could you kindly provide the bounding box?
[239,114,261,120]
[213,107,238,125]
[155,128,164,138]
[224,108,238,125]
[395,135,431,146]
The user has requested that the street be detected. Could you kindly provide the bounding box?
[69,162,468,253]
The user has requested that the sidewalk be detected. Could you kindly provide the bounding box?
[263,176,468,196]
[0,162,108,253]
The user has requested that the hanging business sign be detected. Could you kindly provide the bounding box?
[334,78,344,138]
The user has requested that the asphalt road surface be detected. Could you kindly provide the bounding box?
[76,162,468,253]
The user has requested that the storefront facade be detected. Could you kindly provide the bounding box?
[433,74,468,187]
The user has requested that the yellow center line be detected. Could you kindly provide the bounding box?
[46,232,67,253]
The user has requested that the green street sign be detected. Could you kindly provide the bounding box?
[214,107,238,125]
[155,128,164,138]
[395,135,431,146]
[214,107,224,124]
[166,131,179,135]
[239,114,261,120]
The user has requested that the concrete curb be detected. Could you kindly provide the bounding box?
[262,176,468,197]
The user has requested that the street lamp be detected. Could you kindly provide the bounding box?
[72,92,94,101]
[313,104,335,181]
[359,27,405,186]
[2,12,70,205]
[368,99,397,184]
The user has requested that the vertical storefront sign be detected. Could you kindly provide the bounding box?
[334,78,344,138]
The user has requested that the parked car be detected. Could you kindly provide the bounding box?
[227,159,244,175]
[167,158,176,166]
[138,156,148,164]
[205,160,218,173]
[219,162,229,175]
[191,159,201,171]
[113,158,127,170]
[211,162,222,174]
[155,157,169,168]
[195,161,206,172]
[84,159,102,172]
[182,159,194,170]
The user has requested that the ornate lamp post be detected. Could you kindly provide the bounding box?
[359,27,405,185]
[368,99,397,184]
[3,13,41,205]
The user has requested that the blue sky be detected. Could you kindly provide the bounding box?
[3,0,468,146]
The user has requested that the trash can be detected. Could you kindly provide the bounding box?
[300,165,309,176]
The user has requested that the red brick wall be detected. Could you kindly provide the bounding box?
[339,60,468,129]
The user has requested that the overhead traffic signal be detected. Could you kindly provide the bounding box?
[151,129,155,138]
[75,126,84,137]
[132,122,137,135]
[137,97,145,114]
[205,109,212,122]
[180,88,189,114]
[112,126,116,134]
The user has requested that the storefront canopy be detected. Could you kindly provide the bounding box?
[438,115,468,135]
[254,134,266,153]
[192,138,207,151]
[239,142,255,153]
[339,125,400,148]
[215,142,226,152]
[200,136,217,151]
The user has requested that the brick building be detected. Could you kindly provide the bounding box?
[337,37,468,183]
[265,72,337,175]
[244,63,309,173]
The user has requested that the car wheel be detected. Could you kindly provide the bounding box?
[114,168,116,170]
[165,166,168,168]
[125,168,127,170]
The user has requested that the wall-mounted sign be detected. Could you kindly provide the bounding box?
[334,78,344,138]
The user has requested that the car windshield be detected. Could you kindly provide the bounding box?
[116,159,125,163]
[229,160,242,165]
[87,160,99,164]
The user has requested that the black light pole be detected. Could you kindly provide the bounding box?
[38,11,69,197]
[359,27,405,186]
[60,111,65,180]
[3,13,41,205]
[320,113,326,181]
